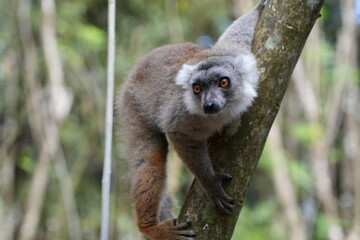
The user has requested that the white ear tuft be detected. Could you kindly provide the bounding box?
[175,64,197,88]
[235,54,257,74]
[235,53,259,88]
[241,54,257,76]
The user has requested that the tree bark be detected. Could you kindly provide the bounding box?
[178,1,325,239]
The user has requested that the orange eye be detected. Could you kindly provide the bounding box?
[219,78,230,88]
[193,84,202,94]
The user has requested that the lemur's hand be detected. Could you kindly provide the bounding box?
[207,173,235,214]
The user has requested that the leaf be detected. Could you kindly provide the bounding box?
[77,25,106,51]
[290,123,324,145]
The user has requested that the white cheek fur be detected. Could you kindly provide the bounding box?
[183,91,204,115]
[227,84,257,118]
[176,63,205,115]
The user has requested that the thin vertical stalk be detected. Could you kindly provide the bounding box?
[100,0,116,239]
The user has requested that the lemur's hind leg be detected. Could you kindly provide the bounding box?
[131,134,195,239]
[124,112,195,240]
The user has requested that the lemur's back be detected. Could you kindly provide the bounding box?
[118,42,205,131]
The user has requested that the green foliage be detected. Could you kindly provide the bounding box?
[260,145,313,192]
[76,177,102,235]
[18,147,36,173]
[316,213,329,240]
[257,145,272,169]
[290,123,324,145]
[288,159,313,191]
[232,201,285,240]
[77,25,106,51]
[315,212,349,240]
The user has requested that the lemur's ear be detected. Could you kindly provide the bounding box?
[175,64,198,88]
[234,54,258,85]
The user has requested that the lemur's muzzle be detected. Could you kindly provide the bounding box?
[203,101,222,114]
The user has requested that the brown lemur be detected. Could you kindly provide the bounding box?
[117,1,266,239]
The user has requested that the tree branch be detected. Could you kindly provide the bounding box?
[178,1,325,239]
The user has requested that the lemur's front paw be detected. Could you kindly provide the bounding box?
[140,219,196,240]
[207,173,235,214]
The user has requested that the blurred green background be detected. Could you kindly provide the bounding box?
[1,0,360,239]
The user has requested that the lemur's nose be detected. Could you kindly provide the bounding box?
[203,101,220,114]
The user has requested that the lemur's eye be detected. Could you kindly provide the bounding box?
[219,78,230,88]
[193,84,202,94]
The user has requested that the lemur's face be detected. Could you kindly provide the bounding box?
[175,55,259,118]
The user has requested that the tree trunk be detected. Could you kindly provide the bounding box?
[178,1,325,239]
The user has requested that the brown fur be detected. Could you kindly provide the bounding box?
[117,2,265,239]
[133,149,167,229]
